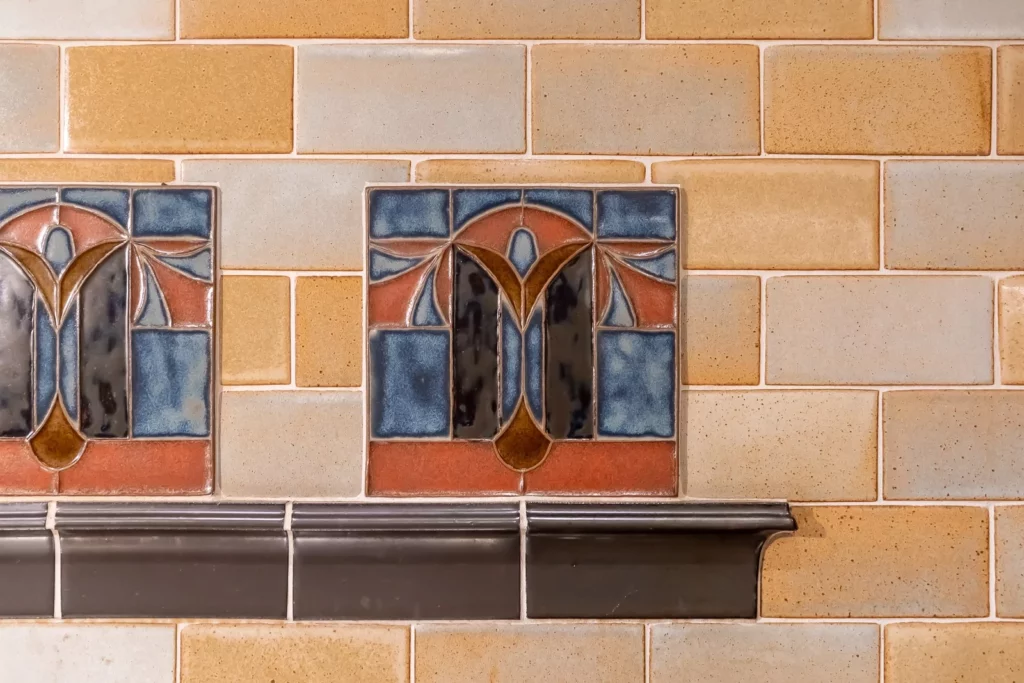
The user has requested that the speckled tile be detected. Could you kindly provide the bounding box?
[647,0,873,38]
[886,624,1024,683]
[680,276,760,385]
[1001,277,1024,384]
[999,47,1024,155]
[181,0,408,38]
[416,159,646,184]
[0,44,59,153]
[0,0,173,39]
[0,159,174,183]
[222,276,291,386]
[296,276,362,388]
[414,0,640,38]
[880,0,1024,38]
[996,506,1024,616]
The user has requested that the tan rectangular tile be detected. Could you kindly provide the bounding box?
[67,45,293,154]
[881,0,1024,38]
[884,391,1024,500]
[416,159,646,184]
[999,47,1024,155]
[997,506,1024,616]
[181,624,408,683]
[416,624,643,683]
[683,391,877,501]
[886,162,1024,270]
[415,0,639,38]
[296,277,362,388]
[0,0,173,39]
[532,45,760,155]
[0,44,59,153]
[766,276,993,385]
[647,0,872,38]
[297,45,525,153]
[222,276,291,386]
[654,160,878,269]
[651,623,879,683]
[886,624,1024,683]
[220,391,363,497]
[681,276,760,385]
[765,46,991,155]
[1000,276,1024,384]
[762,506,989,617]
[0,158,174,182]
[183,159,408,270]
[181,0,407,38]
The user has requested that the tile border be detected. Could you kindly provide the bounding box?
[0,503,54,617]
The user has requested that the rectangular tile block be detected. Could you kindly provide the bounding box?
[0,45,59,153]
[647,0,873,38]
[181,625,409,683]
[655,160,878,269]
[999,47,1024,155]
[997,506,1024,616]
[296,277,362,387]
[221,276,291,386]
[181,0,407,38]
[414,0,639,38]
[886,624,1024,683]
[766,276,993,385]
[762,506,989,617]
[0,0,173,39]
[651,623,880,683]
[1001,277,1024,384]
[680,276,760,385]
[415,159,646,184]
[0,505,53,617]
[884,391,1024,499]
[881,0,1024,38]
[532,45,760,155]
[765,46,992,155]
[67,46,293,154]
[297,45,525,153]
[0,159,174,183]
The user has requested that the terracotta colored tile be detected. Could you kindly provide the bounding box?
[762,506,989,617]
[0,45,59,153]
[765,46,991,155]
[1001,276,1024,384]
[59,440,212,495]
[682,391,877,501]
[647,0,872,38]
[0,159,174,183]
[415,159,646,184]
[297,45,525,153]
[885,624,1024,683]
[0,0,173,39]
[532,45,760,155]
[181,0,407,38]
[681,276,760,385]
[296,277,362,388]
[997,506,1024,616]
[414,0,639,38]
[881,0,1024,38]
[999,47,1024,155]
[654,160,878,269]
[0,442,57,494]
[222,276,291,386]
[524,441,677,495]
[181,624,409,683]
[367,442,522,496]
[66,46,293,154]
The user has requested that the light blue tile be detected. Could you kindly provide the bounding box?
[34,301,56,427]
[132,189,212,238]
[453,189,521,229]
[156,249,213,282]
[603,270,636,327]
[369,189,449,239]
[525,189,593,231]
[623,249,676,282]
[131,330,211,437]
[59,305,78,421]
[597,190,677,240]
[412,268,444,327]
[61,188,130,227]
[43,226,74,276]
[136,263,170,327]
[507,228,537,276]
[369,249,426,281]
[597,330,675,438]
[525,309,543,420]
[370,329,450,438]
[0,188,56,222]
[501,304,522,421]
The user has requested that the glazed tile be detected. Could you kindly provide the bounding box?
[647,0,873,38]
[1001,276,1024,383]
[414,0,639,38]
[885,624,1024,682]
[999,47,1024,155]
[680,276,761,385]
[0,159,175,183]
[415,159,646,184]
[296,277,362,387]
[0,0,173,39]
[0,44,59,153]
[880,0,1024,38]
[997,507,1024,616]
[0,504,54,617]
[222,276,291,386]
[181,0,408,38]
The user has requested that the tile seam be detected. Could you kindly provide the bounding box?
[8,153,1024,162]
[409,622,416,683]
[285,501,294,622]
[12,38,1024,46]
[876,390,884,501]
[175,622,182,683]
[288,274,297,389]
[990,504,997,618]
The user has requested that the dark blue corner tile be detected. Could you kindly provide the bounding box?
[370,329,450,438]
[525,189,593,231]
[61,188,130,227]
[597,330,675,438]
[452,189,522,230]
[369,189,450,239]
[132,188,213,239]
[596,190,677,240]
[131,330,211,437]
[0,187,56,222]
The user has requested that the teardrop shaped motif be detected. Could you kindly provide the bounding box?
[493,398,551,472]
[29,399,86,470]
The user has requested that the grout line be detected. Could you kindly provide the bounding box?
[524,45,533,155]
[223,267,1024,277]
[759,45,766,155]
[407,0,414,40]
[878,159,886,270]
[994,276,1002,386]
[519,499,528,621]
[409,624,417,683]
[990,504,997,618]
[758,275,767,386]
[47,502,59,620]
[289,274,297,388]
[873,0,880,40]
[291,44,299,155]
[58,46,68,153]
[175,623,183,683]
[640,0,646,40]
[285,501,294,622]
[878,622,885,683]
[876,390,884,501]
[991,46,998,157]
[174,0,181,40]
[644,623,652,683]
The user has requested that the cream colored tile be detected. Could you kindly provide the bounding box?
[0,158,174,183]
[296,277,362,388]
[681,276,760,385]
[222,276,291,386]
[0,44,59,153]
[886,624,1024,683]
[881,0,1024,38]
[0,0,173,39]
[414,0,639,38]
[181,0,407,38]
[416,159,646,184]
[999,47,1024,155]
[1000,276,1024,384]
[997,507,1024,617]
[647,0,873,38]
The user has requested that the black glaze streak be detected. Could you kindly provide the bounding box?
[0,254,33,436]
[544,248,593,439]
[79,246,128,438]
[453,250,498,438]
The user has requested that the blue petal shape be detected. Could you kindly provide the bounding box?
[59,304,78,421]
[43,226,74,276]
[369,189,450,239]
[525,309,543,420]
[62,188,130,228]
[412,267,444,326]
[370,330,450,438]
[369,249,425,281]
[597,331,675,438]
[597,190,677,240]
[131,330,211,437]
[132,189,212,238]
[35,301,56,427]
[507,228,538,276]
[0,188,56,222]
[137,262,170,327]
[525,189,593,231]
[453,189,521,230]
[501,304,522,422]
[603,269,636,327]
[156,249,213,282]
[623,250,676,282]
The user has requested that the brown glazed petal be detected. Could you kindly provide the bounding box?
[457,244,523,322]
[494,399,552,472]
[58,239,126,323]
[30,400,86,471]
[0,242,58,320]
[522,242,588,321]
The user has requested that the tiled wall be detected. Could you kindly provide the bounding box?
[1,0,1024,680]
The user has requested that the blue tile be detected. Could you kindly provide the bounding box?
[603,270,636,327]
[59,306,78,422]
[412,268,444,327]
[155,249,213,282]
[596,190,676,240]
[597,331,675,438]
[453,189,521,230]
[370,330,450,438]
[132,189,212,239]
[43,226,74,276]
[369,190,449,239]
[35,303,56,427]
[622,249,676,282]
[524,309,543,420]
[507,228,538,276]
[501,305,522,421]
[0,188,56,222]
[62,188,130,227]
[131,330,210,437]
[369,250,427,281]
[525,189,593,231]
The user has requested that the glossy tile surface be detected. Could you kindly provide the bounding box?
[0,44,59,153]
[0,504,54,617]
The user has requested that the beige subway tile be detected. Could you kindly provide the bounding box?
[654,160,878,269]
[884,391,1024,500]
[220,391,363,497]
[997,507,1024,616]
[651,623,879,683]
[0,624,175,682]
[183,159,408,270]
[416,624,643,683]
[647,0,872,38]
[181,0,407,38]
[1001,277,1024,384]
[0,45,59,153]
[886,162,1024,270]
[762,506,989,617]
[221,276,291,386]
[415,0,639,38]
[296,277,362,388]
[66,46,293,154]
[881,0,1024,38]
[0,158,174,183]
[682,391,877,501]
[999,47,1024,155]
[416,158,646,184]
[765,46,991,155]
[297,45,525,153]
[181,624,409,683]
[886,624,1024,683]
[532,45,760,155]
[0,0,172,39]
[766,276,993,385]
[681,276,760,385]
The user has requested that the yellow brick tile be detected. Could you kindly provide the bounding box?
[999,47,1024,155]
[66,46,293,154]
[415,159,646,184]
[414,0,639,39]
[221,276,291,386]
[181,0,407,38]
[0,159,174,183]
[997,506,1024,617]
[647,0,873,39]
[885,624,1024,683]
[681,276,760,385]
[1000,276,1024,384]
[296,277,362,388]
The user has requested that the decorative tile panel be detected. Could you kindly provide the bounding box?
[366,186,678,496]
[0,185,215,495]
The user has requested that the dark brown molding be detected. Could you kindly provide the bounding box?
[0,504,53,617]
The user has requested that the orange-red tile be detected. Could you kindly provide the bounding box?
[367,441,522,495]
[525,441,677,495]
[59,440,212,495]
[0,441,57,494]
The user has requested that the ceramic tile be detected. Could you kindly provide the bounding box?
[0,185,215,495]
[680,276,761,385]
[367,186,678,496]
[296,277,362,387]
[181,0,408,38]
[996,506,1024,616]
[0,45,59,153]
[0,0,173,39]
[1001,276,1024,384]
[647,0,873,38]
[415,159,646,184]
[222,276,291,386]
[880,0,1024,38]
[999,47,1024,155]
[0,504,54,617]
[0,159,174,183]
[414,0,640,39]
[885,624,1024,683]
